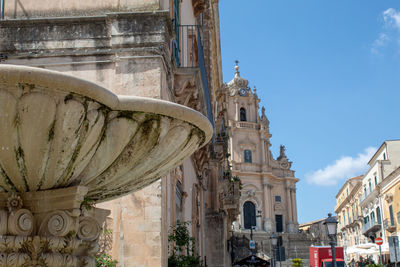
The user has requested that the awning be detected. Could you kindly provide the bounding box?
[346,243,389,256]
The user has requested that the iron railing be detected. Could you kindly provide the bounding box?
[362,220,381,234]
[175,25,201,68]
[173,24,214,127]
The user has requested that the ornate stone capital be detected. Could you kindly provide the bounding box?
[0,187,109,266]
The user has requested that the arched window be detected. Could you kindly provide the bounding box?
[240,107,247,121]
[243,201,256,229]
[244,150,252,163]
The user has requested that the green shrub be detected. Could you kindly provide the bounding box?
[292,258,303,267]
[96,253,118,267]
[168,221,203,267]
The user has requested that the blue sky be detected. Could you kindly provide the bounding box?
[219,0,400,223]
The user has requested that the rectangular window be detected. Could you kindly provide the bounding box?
[374,175,378,185]
[244,150,252,163]
[376,207,381,224]
[275,196,281,202]
[275,215,283,232]
[389,205,395,226]
[370,211,375,224]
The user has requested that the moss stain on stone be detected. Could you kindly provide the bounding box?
[117,110,134,119]
[17,83,25,90]
[48,120,55,142]
[64,93,73,103]
[0,165,17,192]
[13,113,20,127]
[15,147,28,191]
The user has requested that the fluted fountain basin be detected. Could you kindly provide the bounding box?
[0,65,213,203]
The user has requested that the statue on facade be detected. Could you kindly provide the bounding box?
[277,145,287,161]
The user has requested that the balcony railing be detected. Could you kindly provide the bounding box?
[175,25,200,68]
[236,122,261,130]
[362,220,381,234]
[173,24,213,127]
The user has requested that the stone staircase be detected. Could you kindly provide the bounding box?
[233,231,321,267]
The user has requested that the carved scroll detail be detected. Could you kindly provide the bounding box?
[77,216,100,242]
[8,209,34,236]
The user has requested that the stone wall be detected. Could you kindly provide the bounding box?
[98,180,165,266]
[0,12,173,99]
[3,0,163,19]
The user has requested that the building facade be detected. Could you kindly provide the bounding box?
[359,140,400,245]
[335,175,367,262]
[380,166,400,254]
[223,65,299,234]
[0,1,238,266]
[216,64,312,266]
[334,140,400,264]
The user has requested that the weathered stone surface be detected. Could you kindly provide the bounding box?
[0,187,107,266]
[0,65,212,203]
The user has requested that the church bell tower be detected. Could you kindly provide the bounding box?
[224,62,299,233]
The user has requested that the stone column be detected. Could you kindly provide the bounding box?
[0,186,109,267]
[263,183,274,232]
[291,188,298,225]
[230,132,234,162]
[234,99,239,121]
[260,138,266,165]
[286,183,295,233]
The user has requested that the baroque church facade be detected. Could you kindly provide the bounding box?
[224,64,299,234]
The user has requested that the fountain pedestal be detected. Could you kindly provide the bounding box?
[0,186,109,266]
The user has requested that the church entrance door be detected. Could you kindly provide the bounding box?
[243,201,256,229]
[275,215,283,232]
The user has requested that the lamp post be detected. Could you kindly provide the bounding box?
[324,213,338,267]
[271,233,278,267]
[271,233,282,267]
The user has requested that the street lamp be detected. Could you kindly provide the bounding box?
[271,234,278,267]
[271,233,282,267]
[324,213,338,267]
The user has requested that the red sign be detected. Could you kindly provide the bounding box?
[376,237,383,245]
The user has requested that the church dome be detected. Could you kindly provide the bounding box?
[227,62,249,96]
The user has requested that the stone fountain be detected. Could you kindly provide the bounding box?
[0,65,213,266]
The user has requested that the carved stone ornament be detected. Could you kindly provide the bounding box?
[385,193,393,203]
[192,0,206,16]
[274,203,284,211]
[246,190,255,197]
[7,192,23,213]
[0,187,105,267]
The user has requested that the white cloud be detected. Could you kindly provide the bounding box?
[305,147,376,186]
[371,8,400,54]
[371,33,389,54]
[383,8,400,30]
